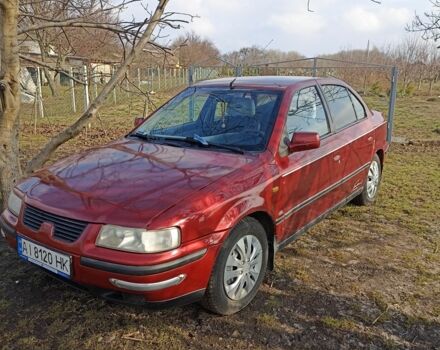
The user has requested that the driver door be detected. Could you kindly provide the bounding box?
[276,85,348,242]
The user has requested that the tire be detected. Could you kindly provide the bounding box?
[352,154,382,206]
[202,217,268,315]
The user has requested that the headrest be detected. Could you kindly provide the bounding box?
[226,97,256,117]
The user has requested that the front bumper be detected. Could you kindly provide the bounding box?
[1,209,226,305]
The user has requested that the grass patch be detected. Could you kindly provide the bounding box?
[321,316,358,331]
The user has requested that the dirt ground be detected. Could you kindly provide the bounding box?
[0,90,439,349]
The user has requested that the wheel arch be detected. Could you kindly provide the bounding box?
[248,211,276,271]
[376,149,384,171]
[213,198,277,271]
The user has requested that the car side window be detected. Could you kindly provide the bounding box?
[322,85,357,130]
[348,91,367,119]
[286,86,330,137]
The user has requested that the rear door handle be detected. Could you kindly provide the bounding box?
[367,136,373,142]
[333,154,341,162]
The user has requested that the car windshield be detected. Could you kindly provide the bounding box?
[133,87,283,152]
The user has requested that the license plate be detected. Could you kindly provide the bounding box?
[17,236,71,278]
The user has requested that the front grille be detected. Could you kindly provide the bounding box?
[23,205,88,242]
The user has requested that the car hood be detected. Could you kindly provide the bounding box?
[20,139,254,227]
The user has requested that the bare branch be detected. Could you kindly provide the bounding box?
[406,1,440,47]
[26,0,171,173]
[18,19,130,35]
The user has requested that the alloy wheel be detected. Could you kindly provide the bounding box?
[366,160,380,198]
[223,234,263,301]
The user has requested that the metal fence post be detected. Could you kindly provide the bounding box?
[188,66,194,86]
[93,79,98,98]
[83,65,90,111]
[312,57,318,77]
[36,67,44,118]
[164,67,167,90]
[158,67,161,90]
[70,67,76,113]
[112,66,117,104]
[234,65,242,77]
[387,66,398,144]
[125,75,129,97]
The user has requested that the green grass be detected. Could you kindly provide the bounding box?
[364,93,440,141]
[321,316,358,331]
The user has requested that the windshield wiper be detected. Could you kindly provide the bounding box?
[128,132,186,148]
[129,132,157,141]
[129,132,244,154]
[186,134,245,154]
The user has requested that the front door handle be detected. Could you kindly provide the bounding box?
[333,154,341,163]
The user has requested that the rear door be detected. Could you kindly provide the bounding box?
[320,84,375,197]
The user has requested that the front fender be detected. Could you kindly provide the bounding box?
[214,196,271,234]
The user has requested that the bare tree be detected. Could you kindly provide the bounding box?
[0,0,187,208]
[18,0,124,95]
[407,0,440,47]
[172,31,220,66]
[223,46,304,67]
[0,0,22,209]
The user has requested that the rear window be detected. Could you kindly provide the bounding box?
[349,91,366,119]
[322,85,357,130]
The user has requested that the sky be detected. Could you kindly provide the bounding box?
[126,0,434,56]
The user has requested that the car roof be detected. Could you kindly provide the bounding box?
[193,76,336,89]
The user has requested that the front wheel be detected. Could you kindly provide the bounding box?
[202,217,268,315]
[353,154,382,206]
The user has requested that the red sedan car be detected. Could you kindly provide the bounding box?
[1,76,388,315]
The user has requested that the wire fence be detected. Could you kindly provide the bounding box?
[20,57,398,142]
[21,65,192,120]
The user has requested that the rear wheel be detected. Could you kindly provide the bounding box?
[202,217,268,315]
[353,154,382,206]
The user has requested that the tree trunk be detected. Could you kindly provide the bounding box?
[0,0,22,209]
[43,67,58,96]
[26,0,170,173]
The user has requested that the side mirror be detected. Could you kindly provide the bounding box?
[134,117,145,127]
[288,132,320,153]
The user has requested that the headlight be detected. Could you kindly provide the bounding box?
[7,191,22,217]
[96,225,181,253]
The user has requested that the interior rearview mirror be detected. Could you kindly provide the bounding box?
[288,132,320,153]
